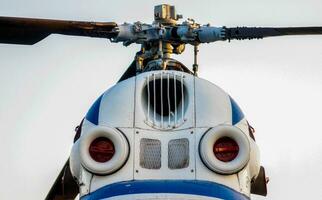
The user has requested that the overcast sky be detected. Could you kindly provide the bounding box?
[1,0,322,199]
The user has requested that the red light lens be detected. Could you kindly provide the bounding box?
[89,137,115,163]
[213,137,239,162]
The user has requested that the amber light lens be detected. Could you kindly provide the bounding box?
[213,137,239,162]
[89,137,115,163]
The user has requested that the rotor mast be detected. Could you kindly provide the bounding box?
[136,5,182,73]
[133,4,199,74]
[154,4,182,58]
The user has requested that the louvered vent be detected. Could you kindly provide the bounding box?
[140,138,161,169]
[143,72,187,129]
[168,138,189,169]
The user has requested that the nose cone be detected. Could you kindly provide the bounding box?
[75,70,258,200]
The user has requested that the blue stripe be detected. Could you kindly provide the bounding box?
[85,95,103,125]
[81,180,249,200]
[229,96,244,125]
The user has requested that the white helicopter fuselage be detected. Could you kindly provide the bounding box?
[69,70,261,200]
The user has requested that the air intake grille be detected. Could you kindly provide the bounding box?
[144,72,186,129]
[140,138,161,169]
[168,138,189,169]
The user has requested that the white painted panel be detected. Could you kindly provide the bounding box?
[195,78,231,127]
[235,119,261,180]
[99,77,135,127]
[238,166,252,196]
[234,118,249,134]
[81,118,97,134]
[134,128,196,180]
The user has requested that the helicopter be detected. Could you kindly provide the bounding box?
[1,3,322,200]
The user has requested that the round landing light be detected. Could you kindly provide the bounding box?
[89,137,115,163]
[80,126,129,175]
[213,137,239,162]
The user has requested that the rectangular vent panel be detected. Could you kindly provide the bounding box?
[168,138,189,169]
[140,138,161,169]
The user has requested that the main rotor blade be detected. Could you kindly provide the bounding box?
[0,16,118,45]
[224,27,322,41]
[45,159,79,200]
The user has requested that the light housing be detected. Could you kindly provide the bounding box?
[199,125,250,174]
[80,126,129,175]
